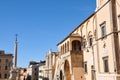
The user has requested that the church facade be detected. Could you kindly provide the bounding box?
[53,0,120,80]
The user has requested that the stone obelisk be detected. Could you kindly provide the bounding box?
[14,34,18,68]
[9,34,19,80]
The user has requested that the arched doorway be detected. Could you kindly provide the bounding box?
[64,60,71,80]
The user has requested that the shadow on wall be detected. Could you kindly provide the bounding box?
[26,75,31,80]
[43,78,49,80]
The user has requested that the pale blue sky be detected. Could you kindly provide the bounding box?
[0,0,96,67]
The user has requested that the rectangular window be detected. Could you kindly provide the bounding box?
[84,62,87,73]
[39,70,42,73]
[101,22,106,37]
[103,57,109,72]
[5,66,8,70]
[4,74,7,78]
[35,73,37,76]
[5,59,8,63]
[0,66,1,70]
[0,74,1,78]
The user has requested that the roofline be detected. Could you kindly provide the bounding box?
[57,35,71,46]
[57,0,111,46]
[57,12,95,46]
[0,54,13,56]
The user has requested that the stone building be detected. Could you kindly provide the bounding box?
[0,50,13,80]
[28,61,39,80]
[26,67,32,80]
[54,0,120,80]
[38,61,46,80]
[45,50,57,80]
[54,33,85,80]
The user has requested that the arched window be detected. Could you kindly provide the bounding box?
[67,41,69,52]
[60,70,63,80]
[88,31,93,47]
[61,46,62,53]
[72,40,81,51]
[63,45,64,53]
[62,46,64,54]
[88,36,93,46]
[72,41,76,51]
[82,38,86,49]
[65,43,67,53]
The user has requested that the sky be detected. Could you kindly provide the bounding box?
[0,0,96,67]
